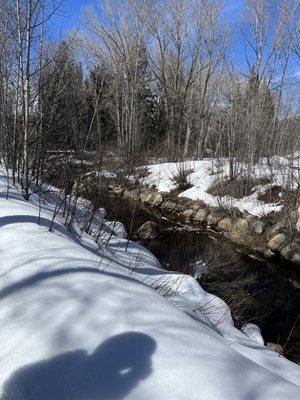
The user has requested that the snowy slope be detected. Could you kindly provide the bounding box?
[0,172,299,400]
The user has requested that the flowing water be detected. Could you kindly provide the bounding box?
[100,192,300,363]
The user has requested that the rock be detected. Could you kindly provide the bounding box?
[207,212,225,226]
[251,221,265,235]
[191,201,206,211]
[281,242,300,265]
[161,201,177,212]
[140,191,152,204]
[234,218,249,234]
[177,197,193,209]
[266,222,285,241]
[124,189,139,200]
[241,323,264,345]
[194,208,210,223]
[268,233,288,252]
[243,213,256,223]
[182,209,195,221]
[267,342,283,355]
[294,233,300,244]
[135,221,159,241]
[175,204,186,212]
[291,249,300,265]
[218,218,233,232]
[264,248,276,258]
[152,193,164,207]
[280,243,294,260]
[140,191,163,207]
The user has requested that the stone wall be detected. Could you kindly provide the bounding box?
[113,185,300,267]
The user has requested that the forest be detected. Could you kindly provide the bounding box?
[0,0,299,200]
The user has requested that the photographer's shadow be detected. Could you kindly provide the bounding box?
[2,331,156,400]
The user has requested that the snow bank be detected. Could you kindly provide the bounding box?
[0,171,299,399]
[141,156,299,217]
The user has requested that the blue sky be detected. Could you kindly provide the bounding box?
[54,0,299,80]
[55,0,244,36]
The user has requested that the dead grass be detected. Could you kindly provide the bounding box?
[171,168,194,192]
[208,177,272,199]
[257,185,282,203]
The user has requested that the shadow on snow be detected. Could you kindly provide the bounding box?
[2,332,156,400]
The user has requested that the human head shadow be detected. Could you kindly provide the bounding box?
[2,332,156,400]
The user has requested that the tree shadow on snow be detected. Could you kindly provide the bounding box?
[2,332,156,400]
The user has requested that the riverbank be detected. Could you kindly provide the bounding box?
[106,183,300,270]
[1,169,300,399]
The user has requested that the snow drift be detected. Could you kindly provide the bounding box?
[0,172,299,400]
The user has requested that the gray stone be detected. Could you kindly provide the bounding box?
[135,221,159,241]
[140,191,152,204]
[152,193,164,207]
[267,233,288,252]
[218,218,233,232]
[234,218,249,234]
[266,222,285,241]
[243,213,256,223]
[161,201,177,212]
[280,243,294,260]
[251,221,265,235]
[194,208,210,222]
[281,242,300,265]
[140,191,164,207]
[294,233,300,244]
[264,248,276,258]
[291,250,300,265]
[182,209,195,221]
[207,212,225,226]
[191,201,206,211]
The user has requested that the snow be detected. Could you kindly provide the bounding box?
[241,323,264,346]
[0,170,299,399]
[141,156,299,217]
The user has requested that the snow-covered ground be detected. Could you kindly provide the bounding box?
[0,170,299,399]
[141,155,300,217]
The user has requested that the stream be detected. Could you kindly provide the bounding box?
[100,192,300,363]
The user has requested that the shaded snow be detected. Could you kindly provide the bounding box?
[0,171,299,399]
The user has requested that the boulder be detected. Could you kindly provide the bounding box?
[291,249,300,265]
[267,233,288,252]
[182,209,195,221]
[234,218,249,234]
[243,213,257,223]
[152,193,164,207]
[207,212,225,226]
[281,242,300,265]
[177,197,193,208]
[161,201,177,212]
[135,221,159,241]
[194,208,210,223]
[191,201,206,211]
[294,233,300,244]
[280,243,294,260]
[218,218,233,232]
[140,191,152,204]
[264,248,276,258]
[140,191,163,207]
[266,222,285,241]
[251,221,265,235]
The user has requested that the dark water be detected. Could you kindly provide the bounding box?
[100,193,300,363]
